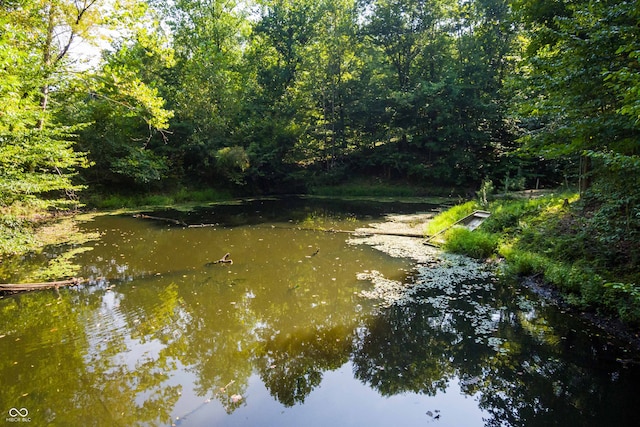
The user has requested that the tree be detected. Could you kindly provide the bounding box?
[69,12,176,187]
[241,0,325,191]
[156,0,251,187]
[348,0,516,186]
[291,0,362,169]
[512,0,640,190]
[0,0,92,207]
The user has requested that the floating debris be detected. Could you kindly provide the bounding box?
[351,224,504,350]
[356,270,408,308]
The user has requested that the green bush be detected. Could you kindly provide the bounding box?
[499,246,549,276]
[603,282,640,325]
[443,227,498,259]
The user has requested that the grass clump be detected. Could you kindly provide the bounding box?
[443,227,498,259]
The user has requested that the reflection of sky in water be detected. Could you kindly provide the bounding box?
[170,363,488,427]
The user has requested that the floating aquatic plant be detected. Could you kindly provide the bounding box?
[351,229,505,350]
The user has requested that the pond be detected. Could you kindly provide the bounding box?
[1,197,639,426]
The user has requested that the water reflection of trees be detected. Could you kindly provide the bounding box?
[0,285,184,426]
[254,324,353,406]
[3,264,640,426]
[352,304,457,396]
[351,279,640,426]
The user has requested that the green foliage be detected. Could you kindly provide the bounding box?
[0,126,88,206]
[70,27,175,188]
[425,201,477,236]
[512,0,640,176]
[497,246,547,276]
[481,194,572,235]
[443,227,498,259]
[109,147,170,185]
[84,187,230,209]
[310,179,425,198]
[603,283,640,325]
[0,2,92,208]
[215,146,250,185]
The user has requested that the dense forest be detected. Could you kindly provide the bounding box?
[1,0,636,200]
[1,0,640,289]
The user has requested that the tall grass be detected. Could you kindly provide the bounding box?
[425,201,477,236]
[443,227,498,259]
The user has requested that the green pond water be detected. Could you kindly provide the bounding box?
[1,197,639,426]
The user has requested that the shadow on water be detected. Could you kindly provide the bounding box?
[1,197,639,426]
[138,196,441,228]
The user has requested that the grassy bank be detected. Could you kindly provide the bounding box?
[310,178,458,198]
[82,187,232,210]
[430,192,640,325]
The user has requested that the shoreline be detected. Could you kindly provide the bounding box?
[350,212,640,354]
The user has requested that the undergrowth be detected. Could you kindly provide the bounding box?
[83,187,231,209]
[431,191,640,325]
[310,178,435,198]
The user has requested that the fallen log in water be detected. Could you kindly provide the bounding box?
[0,278,86,293]
[133,214,188,227]
[351,229,425,238]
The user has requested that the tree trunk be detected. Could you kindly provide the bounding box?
[579,155,592,194]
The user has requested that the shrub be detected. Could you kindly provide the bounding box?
[603,282,640,325]
[499,246,549,276]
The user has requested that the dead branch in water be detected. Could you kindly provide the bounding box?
[133,214,188,227]
[0,278,86,293]
[206,253,233,266]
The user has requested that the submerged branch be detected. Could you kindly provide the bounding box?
[0,278,86,293]
[133,214,188,226]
